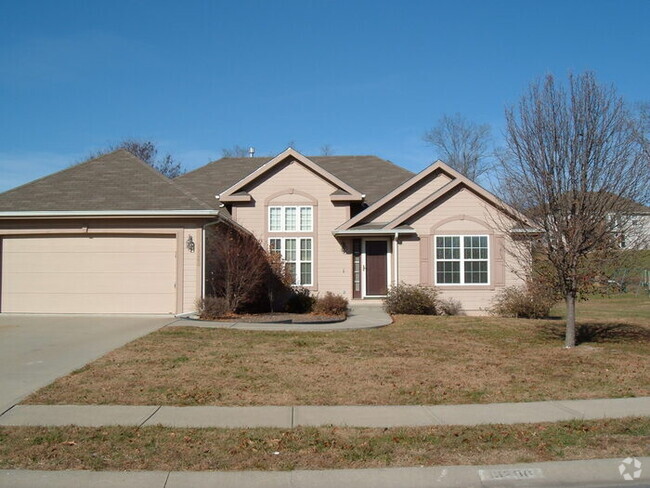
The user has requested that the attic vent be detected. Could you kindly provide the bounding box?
[248,147,255,158]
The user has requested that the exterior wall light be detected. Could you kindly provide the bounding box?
[186,235,195,253]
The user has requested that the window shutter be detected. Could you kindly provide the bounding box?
[493,235,506,286]
[419,235,431,285]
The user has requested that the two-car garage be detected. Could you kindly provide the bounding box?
[0,235,178,314]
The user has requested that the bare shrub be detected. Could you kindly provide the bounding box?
[384,283,439,315]
[196,296,229,320]
[286,287,315,314]
[313,292,349,316]
[437,297,463,316]
[489,283,557,319]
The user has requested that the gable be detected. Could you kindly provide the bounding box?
[357,170,453,225]
[243,159,338,202]
[338,159,530,232]
[218,149,363,203]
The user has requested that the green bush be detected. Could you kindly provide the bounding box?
[489,283,557,319]
[383,283,439,315]
[437,297,463,316]
[313,292,349,316]
[196,296,230,320]
[286,287,315,313]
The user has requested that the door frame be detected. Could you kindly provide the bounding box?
[361,238,391,298]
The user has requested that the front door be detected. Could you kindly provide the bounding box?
[365,240,388,296]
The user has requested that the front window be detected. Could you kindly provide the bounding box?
[268,206,313,232]
[435,235,489,285]
[268,237,313,286]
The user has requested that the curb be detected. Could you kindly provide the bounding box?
[1,457,648,487]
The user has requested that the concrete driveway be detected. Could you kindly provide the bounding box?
[0,314,176,414]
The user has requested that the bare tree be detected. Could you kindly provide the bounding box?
[221,145,250,158]
[499,72,649,348]
[88,139,184,178]
[423,113,492,181]
[320,144,334,156]
[204,221,268,312]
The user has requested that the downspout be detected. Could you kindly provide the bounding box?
[393,231,399,286]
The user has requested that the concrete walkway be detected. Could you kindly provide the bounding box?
[2,457,648,487]
[1,397,648,428]
[174,303,392,331]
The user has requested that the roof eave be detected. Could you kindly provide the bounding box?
[0,210,221,218]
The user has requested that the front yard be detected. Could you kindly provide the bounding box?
[25,294,649,407]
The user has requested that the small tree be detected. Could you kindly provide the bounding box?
[221,145,250,158]
[423,113,492,181]
[204,221,268,312]
[499,72,649,348]
[88,139,184,178]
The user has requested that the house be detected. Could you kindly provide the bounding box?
[0,148,527,315]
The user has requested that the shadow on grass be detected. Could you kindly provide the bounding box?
[539,321,650,345]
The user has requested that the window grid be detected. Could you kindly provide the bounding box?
[268,237,313,286]
[435,235,489,285]
[268,206,313,232]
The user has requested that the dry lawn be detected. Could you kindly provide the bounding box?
[1,418,647,471]
[25,295,650,406]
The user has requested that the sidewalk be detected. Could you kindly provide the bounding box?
[1,397,648,428]
[174,303,392,331]
[2,457,648,487]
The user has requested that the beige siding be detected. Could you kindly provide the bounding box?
[182,228,201,312]
[232,159,353,297]
[396,237,420,285]
[363,172,452,224]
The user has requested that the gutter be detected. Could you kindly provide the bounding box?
[0,210,220,218]
[333,228,417,236]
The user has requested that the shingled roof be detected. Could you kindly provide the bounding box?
[174,154,414,207]
[0,150,214,213]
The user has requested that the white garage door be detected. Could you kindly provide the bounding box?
[1,235,177,314]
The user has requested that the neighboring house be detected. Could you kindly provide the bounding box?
[615,202,650,250]
[0,148,527,315]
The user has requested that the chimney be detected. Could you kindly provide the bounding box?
[248,147,255,158]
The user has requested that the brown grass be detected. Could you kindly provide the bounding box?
[0,418,647,471]
[25,294,650,406]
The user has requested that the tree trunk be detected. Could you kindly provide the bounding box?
[565,292,576,348]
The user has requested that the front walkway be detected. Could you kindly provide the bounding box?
[174,303,392,331]
[1,397,648,428]
[2,457,648,487]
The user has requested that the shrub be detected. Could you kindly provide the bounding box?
[196,296,230,320]
[286,287,315,313]
[313,292,349,316]
[383,283,439,315]
[437,297,463,316]
[489,283,557,319]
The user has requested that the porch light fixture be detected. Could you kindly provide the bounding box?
[186,235,195,253]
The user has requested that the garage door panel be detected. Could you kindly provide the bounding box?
[4,271,176,294]
[1,235,178,314]
[4,293,177,314]
[3,252,176,274]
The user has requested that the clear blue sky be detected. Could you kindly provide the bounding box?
[1,0,648,192]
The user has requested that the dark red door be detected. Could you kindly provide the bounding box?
[365,240,387,296]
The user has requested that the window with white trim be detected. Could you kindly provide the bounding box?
[268,206,313,232]
[435,235,489,284]
[269,237,313,286]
